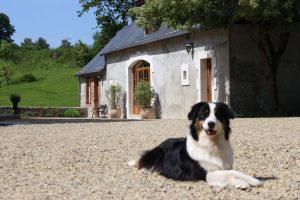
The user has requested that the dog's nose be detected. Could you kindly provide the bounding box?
[208,122,215,128]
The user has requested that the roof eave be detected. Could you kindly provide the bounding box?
[100,30,189,55]
[75,67,106,76]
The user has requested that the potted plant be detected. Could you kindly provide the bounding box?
[134,81,156,119]
[9,94,21,114]
[105,83,122,118]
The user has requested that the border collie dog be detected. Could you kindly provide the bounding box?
[128,102,262,188]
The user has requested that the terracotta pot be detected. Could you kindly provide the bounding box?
[140,107,156,119]
[108,108,122,118]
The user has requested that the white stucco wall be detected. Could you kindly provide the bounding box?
[103,29,229,119]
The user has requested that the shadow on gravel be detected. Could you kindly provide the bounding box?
[0,118,142,126]
[256,176,278,181]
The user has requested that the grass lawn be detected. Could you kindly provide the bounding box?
[0,67,79,107]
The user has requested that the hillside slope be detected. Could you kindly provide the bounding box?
[0,49,80,107]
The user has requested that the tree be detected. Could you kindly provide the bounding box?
[59,39,72,48]
[79,0,133,27]
[130,0,300,112]
[0,13,15,43]
[35,37,49,49]
[73,40,91,67]
[79,0,134,52]
[0,39,14,58]
[21,38,35,50]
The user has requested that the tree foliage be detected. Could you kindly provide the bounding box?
[0,66,13,85]
[21,38,36,50]
[35,37,49,49]
[59,39,72,49]
[73,40,91,67]
[79,0,134,54]
[79,0,133,27]
[0,40,14,58]
[130,0,300,30]
[0,13,15,43]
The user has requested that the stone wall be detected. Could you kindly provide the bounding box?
[0,107,87,117]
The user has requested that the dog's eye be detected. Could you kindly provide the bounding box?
[200,110,209,118]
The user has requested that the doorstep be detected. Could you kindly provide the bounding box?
[127,115,141,120]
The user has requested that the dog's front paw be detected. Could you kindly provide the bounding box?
[128,159,139,168]
[230,178,250,189]
[246,176,262,186]
[231,174,262,188]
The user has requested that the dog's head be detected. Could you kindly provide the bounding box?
[188,102,234,141]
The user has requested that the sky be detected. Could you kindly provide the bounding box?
[1,0,97,48]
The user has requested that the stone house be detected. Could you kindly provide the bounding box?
[76,24,300,119]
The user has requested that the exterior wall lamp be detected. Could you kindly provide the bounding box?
[185,42,193,54]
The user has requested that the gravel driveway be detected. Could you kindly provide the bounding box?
[0,118,299,199]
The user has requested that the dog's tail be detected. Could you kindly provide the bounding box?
[128,147,164,171]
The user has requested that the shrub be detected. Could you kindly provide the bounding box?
[0,66,13,85]
[134,81,155,108]
[9,94,21,114]
[9,94,21,104]
[105,83,122,109]
[64,108,80,117]
[19,73,37,83]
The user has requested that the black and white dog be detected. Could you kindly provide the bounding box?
[128,102,262,188]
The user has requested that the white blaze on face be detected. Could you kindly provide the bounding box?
[202,103,217,131]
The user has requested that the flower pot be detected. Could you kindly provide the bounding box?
[140,107,156,119]
[108,108,122,118]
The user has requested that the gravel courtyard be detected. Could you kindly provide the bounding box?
[0,118,299,199]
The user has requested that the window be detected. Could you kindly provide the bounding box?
[181,63,189,86]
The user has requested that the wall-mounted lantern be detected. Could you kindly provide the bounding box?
[185,42,193,54]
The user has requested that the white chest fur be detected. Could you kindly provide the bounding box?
[186,131,233,172]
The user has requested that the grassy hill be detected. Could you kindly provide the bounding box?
[0,48,80,107]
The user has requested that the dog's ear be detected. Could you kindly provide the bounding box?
[216,102,234,119]
[188,102,206,120]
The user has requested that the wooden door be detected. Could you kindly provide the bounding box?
[93,78,99,108]
[207,59,212,102]
[133,66,150,114]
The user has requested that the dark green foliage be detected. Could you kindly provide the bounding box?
[73,40,91,67]
[64,108,81,117]
[130,0,300,30]
[134,81,155,108]
[90,20,124,57]
[18,73,38,83]
[79,0,134,57]
[9,94,21,103]
[9,94,21,114]
[21,38,36,50]
[59,39,72,49]
[0,40,14,59]
[0,13,15,43]
[35,37,49,49]
[0,66,13,85]
[79,0,133,27]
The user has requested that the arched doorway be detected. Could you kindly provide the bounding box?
[132,60,150,115]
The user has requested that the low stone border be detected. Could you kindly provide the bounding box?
[0,107,87,117]
[0,114,21,121]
